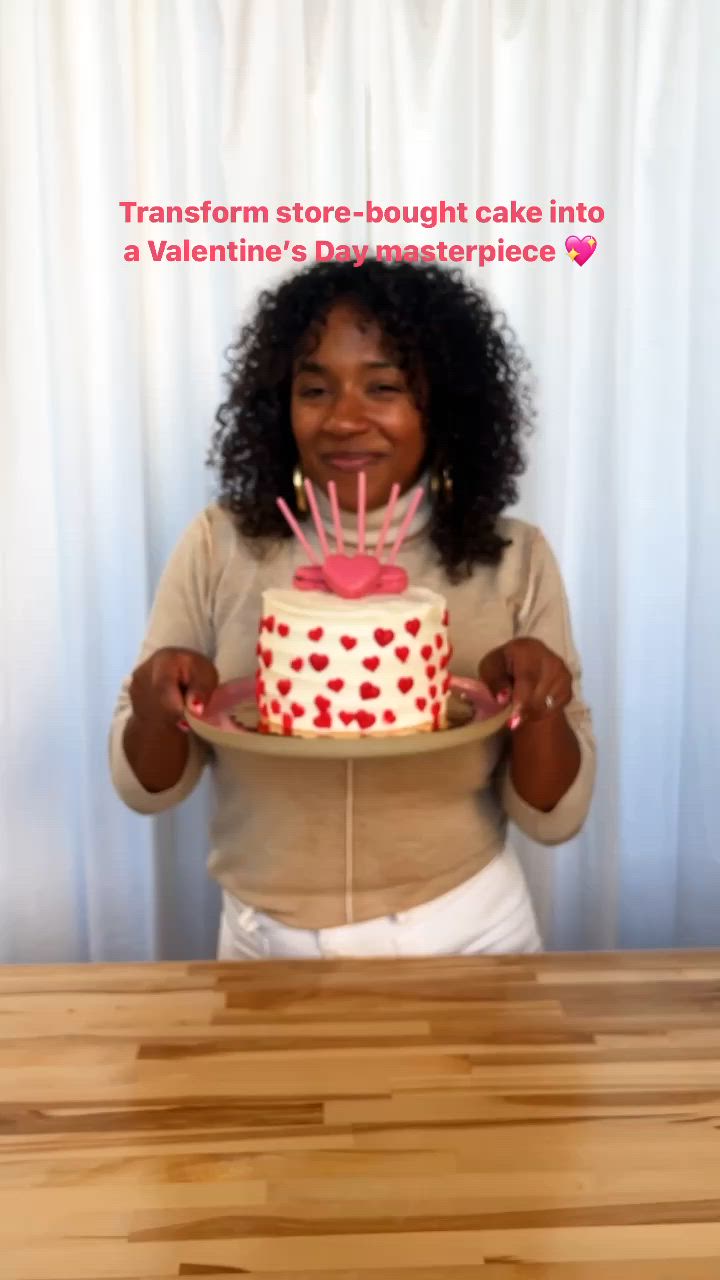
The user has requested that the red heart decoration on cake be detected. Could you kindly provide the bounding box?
[416,697,427,711]
[261,650,273,668]
[341,635,357,650]
[323,554,382,598]
[328,678,344,692]
[271,700,281,715]
[442,609,449,626]
[421,644,433,660]
[440,654,449,669]
[291,657,304,672]
[314,711,332,729]
[277,679,292,696]
[315,695,331,712]
[308,627,324,641]
[282,713,293,735]
[256,677,266,696]
[429,684,438,698]
[374,628,394,647]
[363,656,380,672]
[291,702,305,718]
[263,616,275,633]
[398,677,414,694]
[278,623,290,637]
[405,619,421,637]
[339,711,356,726]
[435,634,444,650]
[383,710,397,724]
[431,701,441,717]
[360,682,380,700]
[256,642,262,656]
[395,646,409,663]
[356,710,376,730]
[425,665,436,679]
[309,654,329,671]
[442,675,450,693]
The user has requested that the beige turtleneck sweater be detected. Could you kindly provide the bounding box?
[109,485,596,928]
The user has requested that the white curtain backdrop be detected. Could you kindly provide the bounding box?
[1,0,718,962]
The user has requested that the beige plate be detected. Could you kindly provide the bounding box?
[185,676,509,760]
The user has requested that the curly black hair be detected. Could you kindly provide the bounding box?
[207,259,536,579]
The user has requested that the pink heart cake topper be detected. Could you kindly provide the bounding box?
[565,234,597,266]
[276,471,421,599]
[323,553,381,598]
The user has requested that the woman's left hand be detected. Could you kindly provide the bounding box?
[479,637,572,729]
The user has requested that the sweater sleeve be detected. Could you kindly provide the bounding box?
[499,528,596,845]
[108,509,215,815]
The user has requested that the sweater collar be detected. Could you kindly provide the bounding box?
[312,473,432,550]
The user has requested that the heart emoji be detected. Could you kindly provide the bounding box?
[374,628,394,647]
[565,234,597,266]
[356,710,376,730]
[360,682,380,701]
[322,554,382,599]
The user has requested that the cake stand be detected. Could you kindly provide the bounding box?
[185,676,510,759]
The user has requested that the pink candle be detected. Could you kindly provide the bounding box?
[387,486,424,562]
[373,483,400,558]
[276,498,321,564]
[357,472,366,554]
[303,479,330,559]
[328,481,345,554]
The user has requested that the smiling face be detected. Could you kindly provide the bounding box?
[290,301,427,512]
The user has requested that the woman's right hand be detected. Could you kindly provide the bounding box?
[129,648,219,732]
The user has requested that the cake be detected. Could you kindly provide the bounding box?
[255,471,453,738]
[256,586,451,737]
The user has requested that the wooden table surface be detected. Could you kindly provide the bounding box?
[1,952,720,1279]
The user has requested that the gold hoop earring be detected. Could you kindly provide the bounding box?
[292,465,308,515]
[430,466,453,500]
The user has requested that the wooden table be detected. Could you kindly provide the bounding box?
[1,952,720,1278]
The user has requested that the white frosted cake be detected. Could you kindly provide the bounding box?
[256,586,452,737]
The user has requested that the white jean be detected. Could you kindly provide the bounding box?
[216,844,542,960]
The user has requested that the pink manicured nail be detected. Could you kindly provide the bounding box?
[178,718,190,732]
[496,689,512,706]
[509,713,522,731]
[188,697,205,714]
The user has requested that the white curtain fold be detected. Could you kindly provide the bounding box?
[1,0,718,961]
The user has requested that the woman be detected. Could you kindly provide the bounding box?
[110,259,595,959]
